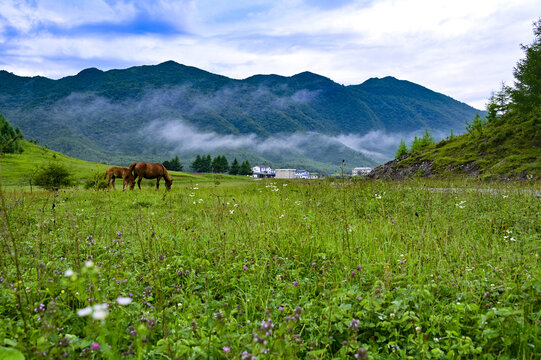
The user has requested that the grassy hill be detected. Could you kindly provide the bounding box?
[369,20,541,181]
[369,111,540,180]
[0,140,251,189]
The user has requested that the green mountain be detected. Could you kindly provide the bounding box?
[369,20,541,180]
[0,61,482,172]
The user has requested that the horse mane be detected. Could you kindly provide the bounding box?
[161,163,173,183]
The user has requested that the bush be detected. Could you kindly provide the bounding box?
[33,162,75,191]
[83,170,108,190]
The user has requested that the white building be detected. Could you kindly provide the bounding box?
[352,167,372,176]
[252,165,275,178]
[275,169,296,179]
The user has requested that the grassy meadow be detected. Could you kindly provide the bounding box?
[0,164,540,359]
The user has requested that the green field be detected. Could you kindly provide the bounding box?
[1,155,540,359]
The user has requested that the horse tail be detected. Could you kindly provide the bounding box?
[128,162,137,176]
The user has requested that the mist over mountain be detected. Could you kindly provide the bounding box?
[0,61,483,172]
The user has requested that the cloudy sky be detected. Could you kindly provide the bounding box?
[1,0,538,109]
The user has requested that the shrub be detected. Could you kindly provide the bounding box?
[83,170,108,190]
[33,162,75,190]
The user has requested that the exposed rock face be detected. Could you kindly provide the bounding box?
[368,156,434,180]
[368,155,483,180]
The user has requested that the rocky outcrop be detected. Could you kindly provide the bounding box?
[368,156,482,180]
[367,156,434,180]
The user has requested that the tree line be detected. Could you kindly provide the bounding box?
[190,154,252,175]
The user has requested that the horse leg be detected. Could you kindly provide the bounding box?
[137,177,142,190]
[107,175,112,191]
[111,176,116,190]
[156,176,162,190]
[122,177,127,191]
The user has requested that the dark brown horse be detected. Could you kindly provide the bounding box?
[104,166,135,190]
[128,162,173,190]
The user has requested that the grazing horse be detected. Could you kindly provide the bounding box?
[104,166,135,190]
[128,162,173,190]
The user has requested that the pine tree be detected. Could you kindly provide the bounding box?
[512,18,541,113]
[201,155,212,173]
[229,158,240,175]
[191,154,202,172]
[239,160,252,176]
[0,114,24,154]
[395,139,409,158]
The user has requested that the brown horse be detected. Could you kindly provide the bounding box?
[128,162,173,190]
[104,166,135,190]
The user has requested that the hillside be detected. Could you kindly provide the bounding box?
[368,112,540,180]
[0,140,248,188]
[369,20,541,181]
[0,61,482,172]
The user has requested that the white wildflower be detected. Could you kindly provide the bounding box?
[77,307,92,317]
[92,304,108,320]
[116,296,132,305]
[64,269,74,277]
[85,260,94,268]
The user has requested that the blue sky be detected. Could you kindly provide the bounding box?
[0,0,539,109]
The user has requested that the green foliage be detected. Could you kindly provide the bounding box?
[229,158,240,175]
[0,114,23,154]
[486,83,512,123]
[211,155,229,173]
[162,155,183,171]
[409,128,435,153]
[239,160,253,175]
[395,139,409,158]
[465,113,487,136]
[83,170,108,190]
[33,162,75,190]
[512,18,541,113]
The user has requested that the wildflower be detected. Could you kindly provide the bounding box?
[214,312,224,320]
[357,296,363,301]
[434,337,439,342]
[375,194,382,199]
[278,306,284,311]
[351,270,356,275]
[223,346,231,353]
[349,318,360,331]
[230,210,234,214]
[85,260,94,268]
[77,307,92,317]
[455,200,466,209]
[117,296,132,305]
[243,265,248,271]
[260,318,274,336]
[293,281,299,286]
[415,326,421,333]
[241,350,256,359]
[91,343,100,350]
[354,347,368,360]
[92,304,108,320]
[64,269,74,277]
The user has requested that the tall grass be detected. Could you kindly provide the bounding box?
[0,178,539,359]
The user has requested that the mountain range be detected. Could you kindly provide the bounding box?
[0,61,483,172]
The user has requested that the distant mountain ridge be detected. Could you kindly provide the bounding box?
[0,61,483,172]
